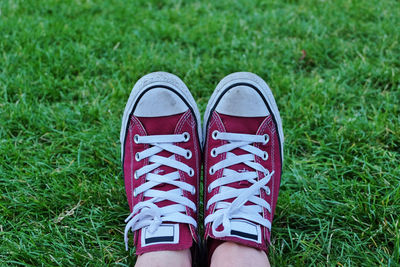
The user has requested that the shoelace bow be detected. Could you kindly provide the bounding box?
[205,131,274,238]
[124,133,197,250]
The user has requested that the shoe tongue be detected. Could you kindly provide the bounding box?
[135,113,185,200]
[217,112,266,175]
[217,113,265,134]
[137,113,184,135]
[136,113,184,176]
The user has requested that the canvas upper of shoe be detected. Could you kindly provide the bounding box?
[203,73,284,254]
[121,72,201,255]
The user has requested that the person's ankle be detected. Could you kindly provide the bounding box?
[210,241,269,267]
[135,249,192,267]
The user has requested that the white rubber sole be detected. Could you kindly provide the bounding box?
[203,72,284,160]
[120,72,202,161]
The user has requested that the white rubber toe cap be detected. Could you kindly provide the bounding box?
[215,85,270,117]
[133,88,189,117]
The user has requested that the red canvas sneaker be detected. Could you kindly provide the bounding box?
[203,72,284,256]
[120,72,202,256]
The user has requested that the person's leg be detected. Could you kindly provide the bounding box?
[210,242,270,267]
[135,249,192,267]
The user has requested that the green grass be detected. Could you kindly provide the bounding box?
[1,0,399,266]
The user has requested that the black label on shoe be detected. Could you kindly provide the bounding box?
[229,219,261,243]
[141,223,179,247]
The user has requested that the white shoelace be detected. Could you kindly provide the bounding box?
[205,131,274,238]
[124,133,197,250]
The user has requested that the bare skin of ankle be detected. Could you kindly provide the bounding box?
[134,249,192,267]
[210,241,270,267]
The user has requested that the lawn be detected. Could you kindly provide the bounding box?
[0,0,399,266]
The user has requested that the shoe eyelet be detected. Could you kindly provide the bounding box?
[183,132,190,142]
[185,150,192,159]
[134,171,139,180]
[191,187,196,195]
[135,152,141,161]
[263,134,269,145]
[209,167,215,175]
[133,189,137,197]
[207,186,212,193]
[134,134,140,144]
[188,168,195,177]
[211,148,217,157]
[262,152,268,161]
[212,130,219,140]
